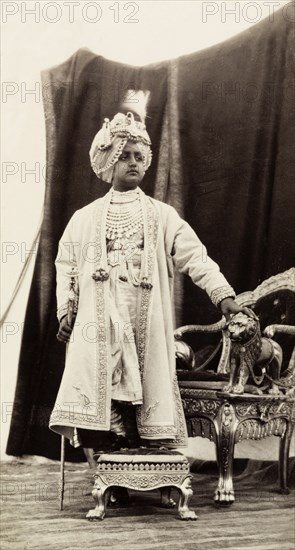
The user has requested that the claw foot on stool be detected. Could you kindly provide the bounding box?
[178,476,198,521]
[86,507,105,521]
[86,481,107,521]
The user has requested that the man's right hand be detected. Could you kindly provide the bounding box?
[56,316,74,343]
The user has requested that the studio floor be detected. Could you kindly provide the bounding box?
[1,457,294,550]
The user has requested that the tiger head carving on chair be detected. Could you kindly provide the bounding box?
[223,312,283,395]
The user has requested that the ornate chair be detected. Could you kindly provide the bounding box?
[175,268,295,503]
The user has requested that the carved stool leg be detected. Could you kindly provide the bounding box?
[86,477,108,521]
[279,422,294,494]
[160,487,176,508]
[177,476,198,520]
[214,402,237,504]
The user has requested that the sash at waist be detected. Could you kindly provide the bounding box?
[107,249,142,268]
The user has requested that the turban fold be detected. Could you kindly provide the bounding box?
[90,110,152,183]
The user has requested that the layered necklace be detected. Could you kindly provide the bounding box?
[106,188,143,247]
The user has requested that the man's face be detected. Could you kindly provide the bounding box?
[111,142,145,191]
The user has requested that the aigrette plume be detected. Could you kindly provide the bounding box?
[120,90,150,123]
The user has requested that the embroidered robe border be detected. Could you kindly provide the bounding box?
[93,195,112,427]
[136,193,179,439]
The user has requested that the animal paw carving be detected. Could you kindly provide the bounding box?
[86,508,105,521]
[268,386,281,396]
[232,384,244,394]
[179,510,198,520]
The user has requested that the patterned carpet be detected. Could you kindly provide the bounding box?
[1,458,294,550]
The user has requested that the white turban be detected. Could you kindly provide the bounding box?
[89,111,152,183]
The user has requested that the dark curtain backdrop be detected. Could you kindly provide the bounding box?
[7,7,295,460]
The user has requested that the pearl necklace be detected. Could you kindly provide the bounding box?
[106,189,143,241]
[111,188,140,204]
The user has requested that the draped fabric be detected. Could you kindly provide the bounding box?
[6,8,295,460]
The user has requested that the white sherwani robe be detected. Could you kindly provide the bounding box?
[49,189,234,447]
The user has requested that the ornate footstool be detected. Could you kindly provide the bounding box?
[86,448,198,521]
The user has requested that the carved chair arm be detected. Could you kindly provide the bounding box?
[263,324,295,338]
[174,319,231,376]
[174,319,226,340]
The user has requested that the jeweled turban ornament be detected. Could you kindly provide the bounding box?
[89,90,152,183]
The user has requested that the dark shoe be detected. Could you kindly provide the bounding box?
[109,487,130,507]
[109,434,130,452]
[93,434,130,457]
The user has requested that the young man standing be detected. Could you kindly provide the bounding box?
[50,99,253,463]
